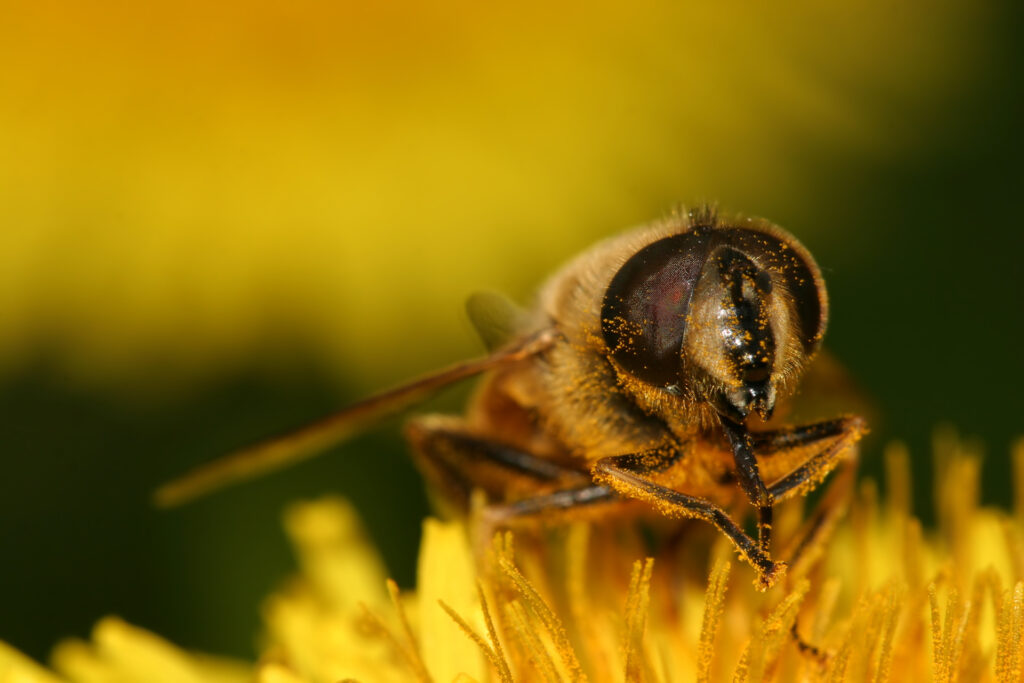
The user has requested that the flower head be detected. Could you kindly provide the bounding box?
[4,432,1024,682]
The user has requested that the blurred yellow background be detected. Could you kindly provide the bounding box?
[1,0,1020,665]
[0,1,985,390]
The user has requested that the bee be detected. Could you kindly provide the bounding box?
[157,207,866,590]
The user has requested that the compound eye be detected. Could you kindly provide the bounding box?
[601,231,712,386]
[718,228,828,353]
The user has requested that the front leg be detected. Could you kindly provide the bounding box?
[752,415,866,502]
[719,416,775,559]
[717,414,867,566]
[592,448,786,590]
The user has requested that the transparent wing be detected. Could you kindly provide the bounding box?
[154,330,554,507]
[465,290,530,352]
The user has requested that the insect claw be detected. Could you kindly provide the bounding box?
[756,560,788,591]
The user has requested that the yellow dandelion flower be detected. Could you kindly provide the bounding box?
[4,433,1024,682]
[1,617,249,683]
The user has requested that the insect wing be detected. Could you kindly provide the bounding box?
[155,332,553,507]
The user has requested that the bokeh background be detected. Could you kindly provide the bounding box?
[2,0,1022,663]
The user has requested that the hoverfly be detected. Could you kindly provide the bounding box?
[157,207,866,590]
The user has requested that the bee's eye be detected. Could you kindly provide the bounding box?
[601,225,827,389]
[716,228,827,353]
[601,230,711,386]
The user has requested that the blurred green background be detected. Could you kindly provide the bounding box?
[2,0,1022,663]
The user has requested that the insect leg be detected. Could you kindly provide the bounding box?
[754,415,866,503]
[719,417,775,560]
[592,450,785,590]
[406,416,619,550]
[714,415,866,563]
[478,484,619,526]
[468,483,619,564]
[404,415,590,510]
[741,416,865,582]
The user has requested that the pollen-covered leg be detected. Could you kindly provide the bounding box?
[755,415,866,503]
[720,417,776,561]
[711,414,865,586]
[593,450,786,590]
[745,416,864,580]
